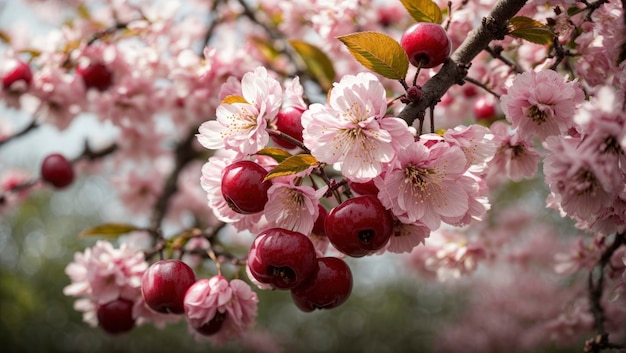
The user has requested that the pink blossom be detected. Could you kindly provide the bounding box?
[500,69,584,140]
[486,121,541,182]
[443,124,495,172]
[63,240,148,305]
[184,275,258,343]
[543,135,620,224]
[197,66,283,154]
[263,182,327,235]
[375,140,470,230]
[302,72,414,182]
[385,221,431,254]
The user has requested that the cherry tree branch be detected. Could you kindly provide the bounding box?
[584,232,626,353]
[0,120,39,147]
[398,0,528,127]
[148,128,201,232]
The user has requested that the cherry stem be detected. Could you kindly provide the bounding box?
[207,246,222,275]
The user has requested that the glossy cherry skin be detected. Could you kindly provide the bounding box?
[2,59,32,91]
[473,96,497,121]
[290,257,353,312]
[400,22,451,68]
[97,297,135,335]
[76,62,113,91]
[141,259,196,314]
[325,195,393,257]
[247,228,318,290]
[348,179,380,197]
[221,160,271,214]
[194,312,227,336]
[312,204,328,237]
[40,153,75,189]
[271,106,305,149]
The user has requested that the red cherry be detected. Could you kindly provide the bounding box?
[76,62,113,91]
[40,153,74,189]
[325,195,393,257]
[194,312,227,336]
[312,204,328,237]
[473,96,497,121]
[247,228,318,290]
[290,257,353,312]
[400,22,451,68]
[97,298,135,335]
[141,259,196,314]
[221,160,272,214]
[2,59,32,92]
[348,179,379,197]
[271,106,305,149]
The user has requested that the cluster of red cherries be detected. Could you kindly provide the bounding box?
[27,21,457,334]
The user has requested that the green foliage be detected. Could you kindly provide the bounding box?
[289,40,336,92]
[399,0,443,24]
[337,32,409,80]
[508,16,554,45]
[264,154,318,181]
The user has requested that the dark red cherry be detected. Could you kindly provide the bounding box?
[221,160,271,214]
[291,257,353,312]
[97,297,135,335]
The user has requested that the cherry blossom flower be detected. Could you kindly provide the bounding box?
[184,275,258,343]
[263,182,328,235]
[500,69,584,140]
[197,66,283,154]
[385,221,430,254]
[486,121,541,183]
[63,240,148,305]
[374,139,471,230]
[443,124,495,172]
[543,135,619,225]
[302,72,414,182]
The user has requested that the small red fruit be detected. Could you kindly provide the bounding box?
[194,312,227,336]
[291,257,353,312]
[473,96,497,121]
[312,204,328,237]
[221,160,272,214]
[400,22,451,68]
[2,59,32,92]
[271,106,305,149]
[247,228,318,290]
[97,297,135,335]
[40,153,74,189]
[325,195,393,257]
[141,259,196,314]
[76,62,113,91]
[348,179,379,197]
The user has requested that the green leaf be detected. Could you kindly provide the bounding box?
[257,147,293,163]
[264,154,318,181]
[508,16,554,45]
[79,223,139,238]
[399,0,443,24]
[250,36,282,62]
[337,32,409,80]
[289,40,336,91]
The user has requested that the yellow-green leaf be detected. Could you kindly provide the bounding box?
[508,16,554,45]
[0,30,10,44]
[79,223,139,238]
[257,147,293,163]
[250,36,282,62]
[264,154,318,181]
[399,0,443,24]
[221,95,248,105]
[337,32,409,80]
[289,40,336,91]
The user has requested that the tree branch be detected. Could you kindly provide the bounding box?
[398,0,528,127]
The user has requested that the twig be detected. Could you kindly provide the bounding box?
[584,232,625,353]
[398,0,529,127]
[0,120,39,147]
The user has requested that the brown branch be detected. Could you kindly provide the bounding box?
[0,120,39,147]
[398,0,528,127]
[148,128,201,232]
[584,232,625,353]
